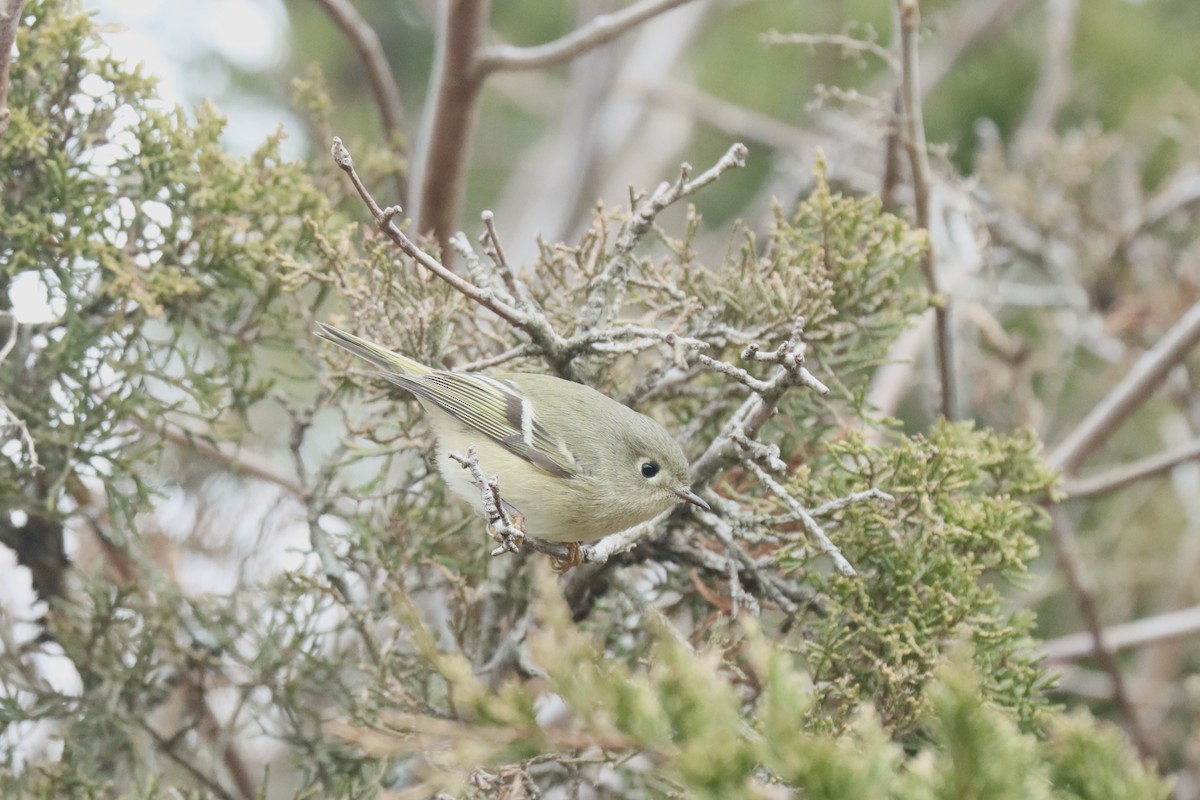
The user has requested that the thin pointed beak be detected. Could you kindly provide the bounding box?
[673,487,711,512]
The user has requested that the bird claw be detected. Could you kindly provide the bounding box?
[552,542,584,572]
[488,507,525,556]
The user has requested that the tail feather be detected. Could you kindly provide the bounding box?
[315,322,433,376]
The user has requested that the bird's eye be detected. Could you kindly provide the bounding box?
[640,461,660,479]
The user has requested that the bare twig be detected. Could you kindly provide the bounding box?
[475,0,698,74]
[1062,436,1200,499]
[697,353,775,394]
[479,210,522,299]
[139,720,240,800]
[313,0,407,201]
[761,27,900,71]
[584,143,748,324]
[698,512,784,616]
[1048,504,1153,759]
[689,323,830,484]
[448,445,526,557]
[897,0,956,420]
[1140,165,1200,232]
[750,487,896,529]
[331,137,576,375]
[739,456,857,577]
[0,0,25,139]
[1048,300,1200,476]
[739,335,830,393]
[730,430,787,473]
[1038,603,1200,663]
[699,330,833,396]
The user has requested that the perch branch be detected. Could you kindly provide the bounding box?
[448,446,526,557]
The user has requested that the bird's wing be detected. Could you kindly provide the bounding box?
[399,371,581,479]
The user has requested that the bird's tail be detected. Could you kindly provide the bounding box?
[315,322,433,376]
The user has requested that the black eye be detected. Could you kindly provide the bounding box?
[640,461,660,479]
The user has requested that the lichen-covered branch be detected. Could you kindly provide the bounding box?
[449,445,526,557]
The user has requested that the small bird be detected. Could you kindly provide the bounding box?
[316,323,709,562]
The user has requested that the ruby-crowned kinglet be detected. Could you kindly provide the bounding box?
[317,323,710,544]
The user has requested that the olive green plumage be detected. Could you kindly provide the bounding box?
[316,323,708,543]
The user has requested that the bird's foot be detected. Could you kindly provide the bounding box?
[488,506,526,557]
[552,542,584,572]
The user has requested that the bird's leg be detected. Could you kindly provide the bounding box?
[552,542,584,572]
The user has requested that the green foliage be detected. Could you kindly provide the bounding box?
[0,0,333,539]
[795,424,1054,735]
[337,568,1167,799]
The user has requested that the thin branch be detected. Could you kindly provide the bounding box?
[739,456,856,577]
[689,322,830,485]
[584,143,748,324]
[761,28,900,71]
[757,488,896,528]
[880,90,904,207]
[1062,436,1200,499]
[1039,603,1200,663]
[1047,504,1153,759]
[331,137,576,374]
[698,512,787,616]
[897,0,956,421]
[479,210,521,299]
[1140,165,1200,231]
[154,418,306,497]
[140,720,239,800]
[457,342,541,372]
[0,0,25,139]
[448,445,526,557]
[313,0,407,201]
[1048,299,1200,476]
[474,0,698,75]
